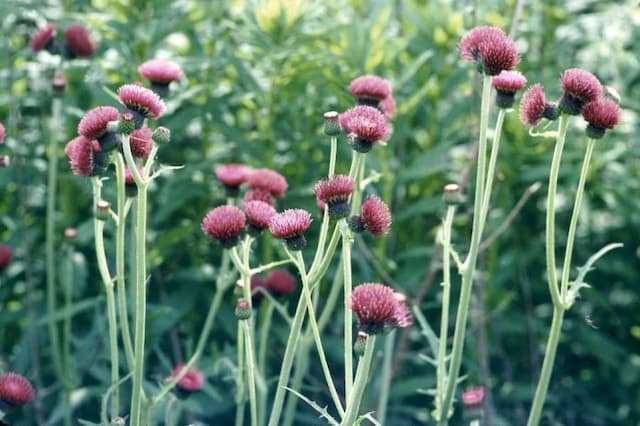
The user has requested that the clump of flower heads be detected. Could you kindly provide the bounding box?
[350,283,411,334]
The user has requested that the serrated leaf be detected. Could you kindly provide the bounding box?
[284,387,340,425]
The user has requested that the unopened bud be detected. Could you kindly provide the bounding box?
[323,111,340,136]
[152,126,171,145]
[95,200,111,221]
[354,331,368,357]
[235,298,252,320]
[0,155,10,167]
[118,112,136,135]
[443,183,464,205]
[52,75,66,96]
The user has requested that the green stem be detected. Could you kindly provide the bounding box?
[340,221,354,400]
[46,97,63,383]
[436,206,456,418]
[545,115,569,308]
[242,320,258,426]
[92,178,120,419]
[114,153,135,369]
[329,135,338,178]
[341,334,376,426]
[559,139,595,303]
[479,109,506,228]
[376,330,395,425]
[308,225,341,284]
[438,74,492,424]
[63,245,74,426]
[526,308,564,426]
[292,250,345,417]
[236,322,246,426]
[258,302,275,423]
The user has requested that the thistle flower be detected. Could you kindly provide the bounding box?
[379,95,396,119]
[350,283,411,334]
[519,84,558,126]
[244,189,275,206]
[559,68,603,115]
[129,126,154,158]
[339,105,391,153]
[460,26,518,75]
[0,372,34,406]
[138,59,183,96]
[492,71,527,108]
[244,200,276,235]
[247,168,288,198]
[63,24,96,58]
[165,364,204,394]
[202,205,246,248]
[0,244,12,273]
[64,135,97,176]
[0,122,5,143]
[269,209,312,250]
[78,106,121,151]
[314,175,354,220]
[29,23,56,52]
[348,75,392,107]
[216,164,248,197]
[581,98,621,139]
[462,386,485,406]
[118,84,166,125]
[265,269,296,296]
[350,195,391,237]
[235,298,252,320]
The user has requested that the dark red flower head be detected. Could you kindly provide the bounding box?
[63,24,96,58]
[492,71,527,108]
[314,175,354,219]
[348,75,392,107]
[130,126,154,158]
[247,168,288,198]
[165,364,204,393]
[360,195,391,237]
[581,98,621,139]
[266,269,297,296]
[29,23,56,52]
[379,95,396,119]
[519,84,558,126]
[459,26,518,75]
[138,59,184,84]
[64,136,97,176]
[339,106,390,153]
[244,200,276,234]
[78,106,120,140]
[118,84,166,123]
[350,283,411,334]
[269,209,312,250]
[215,164,248,191]
[459,26,506,61]
[462,386,485,406]
[0,372,34,406]
[202,205,246,248]
[559,68,603,115]
[0,244,12,273]
[244,189,275,206]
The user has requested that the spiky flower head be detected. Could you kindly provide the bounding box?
[78,106,120,140]
[492,71,527,108]
[348,75,392,107]
[339,106,391,153]
[519,84,558,126]
[244,200,276,235]
[459,26,506,61]
[379,95,396,119]
[216,164,248,196]
[559,68,603,115]
[350,283,411,334]
[64,136,97,177]
[462,386,485,406]
[269,209,312,250]
[314,175,354,220]
[460,26,518,75]
[63,24,96,58]
[581,98,621,139]
[247,168,288,198]
[202,205,246,248]
[165,364,204,393]
[358,195,391,237]
[0,244,12,273]
[244,189,275,206]
[130,126,154,158]
[29,23,56,52]
[265,269,296,296]
[0,372,34,406]
[118,84,166,125]
[138,59,184,96]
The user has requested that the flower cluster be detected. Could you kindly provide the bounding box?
[30,22,96,58]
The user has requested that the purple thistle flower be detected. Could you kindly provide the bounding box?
[244,200,276,234]
[77,106,120,140]
[0,372,34,406]
[63,24,96,58]
[519,84,558,126]
[459,26,506,62]
[379,95,396,119]
[492,70,527,108]
[348,75,392,107]
[0,122,5,143]
[358,195,391,237]
[244,189,275,206]
[339,106,390,153]
[350,283,412,334]
[266,269,297,296]
[138,59,184,96]
[216,164,248,196]
[118,84,166,125]
[29,23,56,52]
[64,136,97,177]
[165,364,204,393]
[130,126,154,159]
[247,168,288,198]
[201,205,246,248]
[459,26,518,75]
[0,244,12,273]
[559,68,603,115]
[581,98,621,139]
[314,175,354,220]
[269,209,312,250]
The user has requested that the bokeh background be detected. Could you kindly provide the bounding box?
[1,0,639,424]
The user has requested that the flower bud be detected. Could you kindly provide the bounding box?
[353,331,369,357]
[443,183,464,205]
[52,75,67,96]
[235,298,252,320]
[95,200,111,221]
[323,111,340,136]
[152,126,171,145]
[118,112,136,135]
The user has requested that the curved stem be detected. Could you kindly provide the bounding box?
[526,308,564,426]
[340,221,354,400]
[545,115,569,308]
[341,335,376,426]
[308,226,341,284]
[479,109,506,227]
[559,139,595,303]
[438,74,492,423]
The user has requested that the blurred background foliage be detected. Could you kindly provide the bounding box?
[0,0,639,424]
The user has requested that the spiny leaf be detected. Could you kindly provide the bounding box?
[283,387,340,425]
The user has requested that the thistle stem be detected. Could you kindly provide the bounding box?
[236,322,246,426]
[329,135,337,178]
[340,221,354,400]
[341,335,376,426]
[376,330,396,425]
